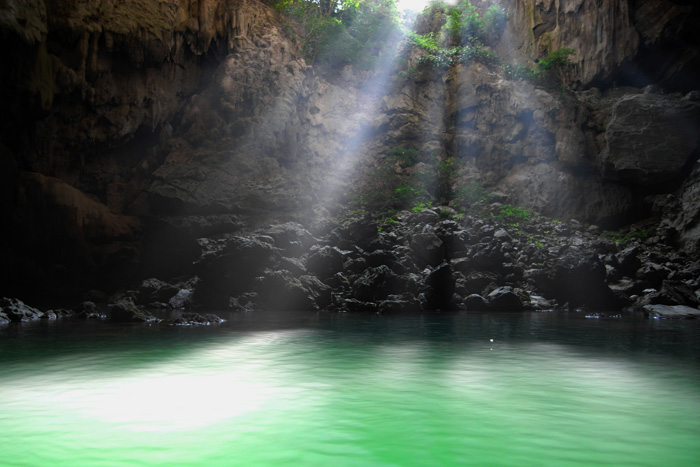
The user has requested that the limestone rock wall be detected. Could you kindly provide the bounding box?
[1,0,699,299]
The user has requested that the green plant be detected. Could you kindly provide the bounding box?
[412,201,432,213]
[388,147,420,167]
[495,204,531,223]
[602,230,649,243]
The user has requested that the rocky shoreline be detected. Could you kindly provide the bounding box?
[4,204,700,325]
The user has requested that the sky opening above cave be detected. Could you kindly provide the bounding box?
[397,0,459,12]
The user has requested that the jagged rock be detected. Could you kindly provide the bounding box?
[262,223,316,255]
[378,295,422,314]
[354,265,403,302]
[169,289,193,309]
[601,94,700,186]
[135,278,178,304]
[0,298,43,322]
[109,298,157,323]
[307,246,347,279]
[638,280,698,307]
[410,231,444,267]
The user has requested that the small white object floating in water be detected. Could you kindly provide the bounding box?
[490,338,494,342]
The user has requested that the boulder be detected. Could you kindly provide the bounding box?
[487,286,523,311]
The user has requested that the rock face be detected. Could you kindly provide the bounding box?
[600,93,700,186]
[1,0,700,301]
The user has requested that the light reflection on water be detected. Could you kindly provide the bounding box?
[1,312,699,466]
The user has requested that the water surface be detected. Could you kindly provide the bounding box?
[1,311,699,466]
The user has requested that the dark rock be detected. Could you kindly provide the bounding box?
[255,270,331,311]
[531,251,615,308]
[135,278,178,304]
[464,294,489,311]
[0,297,44,322]
[487,286,523,311]
[109,298,157,323]
[354,265,403,302]
[615,246,641,275]
[411,231,444,267]
[600,93,700,186]
[279,257,307,276]
[635,262,670,287]
[424,263,456,310]
[169,313,226,326]
[194,235,279,307]
[642,304,700,319]
[261,222,315,255]
[307,246,347,279]
[72,301,104,320]
[169,289,193,309]
[378,295,422,314]
[640,280,698,307]
[339,298,378,313]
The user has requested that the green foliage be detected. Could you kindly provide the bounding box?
[503,48,577,85]
[494,204,532,223]
[537,47,576,72]
[440,1,506,47]
[412,201,432,213]
[350,148,458,215]
[273,0,401,71]
[602,230,649,243]
[455,180,492,211]
[387,147,420,167]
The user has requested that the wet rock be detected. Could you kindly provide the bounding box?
[109,298,157,323]
[339,298,378,313]
[169,313,226,326]
[73,301,105,320]
[642,304,700,319]
[487,286,523,311]
[464,294,489,311]
[0,298,44,322]
[378,295,422,314]
[0,311,10,324]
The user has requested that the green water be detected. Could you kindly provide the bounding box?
[1,312,699,466]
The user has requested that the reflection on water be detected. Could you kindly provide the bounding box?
[1,312,699,466]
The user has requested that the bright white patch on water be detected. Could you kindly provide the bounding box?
[0,331,321,432]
